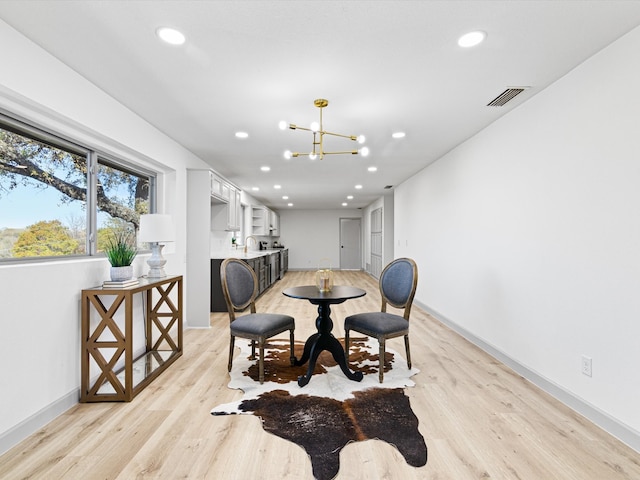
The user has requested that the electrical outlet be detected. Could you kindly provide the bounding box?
[581,355,592,377]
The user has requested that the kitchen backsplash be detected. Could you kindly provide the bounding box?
[210,230,282,255]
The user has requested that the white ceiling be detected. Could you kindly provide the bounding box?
[2,1,640,210]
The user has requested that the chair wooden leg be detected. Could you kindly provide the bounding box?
[228,335,235,372]
[250,340,256,360]
[378,338,385,383]
[258,340,265,384]
[404,335,412,370]
[289,329,295,366]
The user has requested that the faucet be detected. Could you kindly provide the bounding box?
[244,235,257,254]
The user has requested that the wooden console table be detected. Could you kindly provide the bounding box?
[81,275,183,402]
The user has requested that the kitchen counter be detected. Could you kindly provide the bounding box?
[210,248,288,312]
[211,248,286,260]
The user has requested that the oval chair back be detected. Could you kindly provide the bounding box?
[221,258,258,319]
[220,258,296,384]
[344,257,418,382]
[380,257,418,319]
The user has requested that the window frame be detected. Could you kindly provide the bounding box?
[0,111,157,264]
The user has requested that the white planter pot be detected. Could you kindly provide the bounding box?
[110,265,133,282]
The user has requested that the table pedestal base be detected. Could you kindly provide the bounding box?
[295,303,363,387]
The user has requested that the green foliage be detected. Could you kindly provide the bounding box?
[96,228,113,253]
[97,218,137,253]
[12,220,80,257]
[104,230,137,267]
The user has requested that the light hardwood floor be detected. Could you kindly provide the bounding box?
[2,270,640,479]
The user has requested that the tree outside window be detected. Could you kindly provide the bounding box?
[0,121,152,260]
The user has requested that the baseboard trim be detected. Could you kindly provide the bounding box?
[415,300,640,453]
[0,389,78,456]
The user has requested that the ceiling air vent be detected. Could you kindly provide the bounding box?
[487,87,528,107]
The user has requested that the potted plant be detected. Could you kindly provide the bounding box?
[105,230,137,281]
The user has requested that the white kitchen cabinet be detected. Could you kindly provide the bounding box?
[251,205,268,235]
[251,206,279,236]
[212,183,241,231]
[269,209,279,236]
[210,172,230,203]
[228,187,241,231]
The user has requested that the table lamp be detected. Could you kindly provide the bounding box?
[138,214,175,278]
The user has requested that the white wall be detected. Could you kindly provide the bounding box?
[0,20,210,453]
[395,26,640,449]
[279,209,362,270]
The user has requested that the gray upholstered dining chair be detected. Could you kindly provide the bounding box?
[344,257,418,383]
[220,258,296,383]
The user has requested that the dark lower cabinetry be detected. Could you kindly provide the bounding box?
[210,258,226,312]
[211,252,285,312]
[281,249,288,276]
[253,256,267,294]
[269,251,279,285]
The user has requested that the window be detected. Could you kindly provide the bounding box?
[0,113,155,261]
[95,158,152,254]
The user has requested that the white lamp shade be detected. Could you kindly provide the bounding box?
[138,214,175,243]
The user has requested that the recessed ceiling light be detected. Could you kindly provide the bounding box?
[458,30,486,48]
[287,203,293,207]
[274,185,281,189]
[156,27,186,45]
[392,132,406,139]
[235,131,248,139]
[347,195,354,200]
[355,184,363,190]
[342,202,348,207]
[252,187,259,191]
[282,195,289,200]
[367,166,377,172]
[260,166,271,172]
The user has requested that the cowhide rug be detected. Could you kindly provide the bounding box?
[211,337,428,480]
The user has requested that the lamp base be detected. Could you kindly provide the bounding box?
[146,243,167,278]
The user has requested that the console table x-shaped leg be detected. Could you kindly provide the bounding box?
[81,276,183,402]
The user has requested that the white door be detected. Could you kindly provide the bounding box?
[340,218,362,270]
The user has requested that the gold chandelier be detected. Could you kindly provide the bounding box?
[279,99,369,160]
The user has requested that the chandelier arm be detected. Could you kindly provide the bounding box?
[321,130,358,141]
[290,125,313,132]
[319,150,359,155]
[292,150,358,156]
